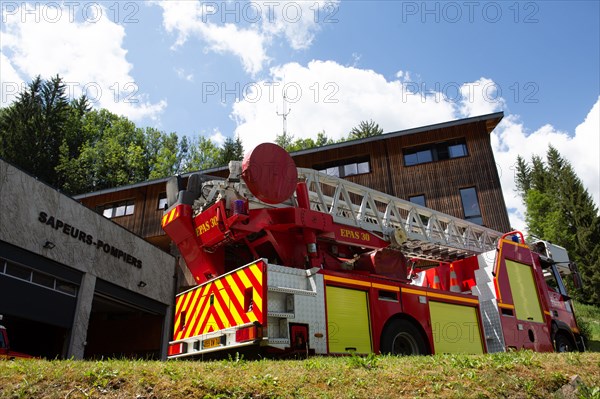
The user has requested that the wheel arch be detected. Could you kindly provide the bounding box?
[380,313,431,355]
[551,320,577,340]
[551,320,578,352]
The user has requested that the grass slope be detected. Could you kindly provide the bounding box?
[1,352,599,399]
[574,301,600,352]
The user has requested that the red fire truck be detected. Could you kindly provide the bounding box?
[0,315,35,360]
[162,143,584,359]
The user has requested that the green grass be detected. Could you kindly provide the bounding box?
[1,352,599,399]
[2,303,598,397]
[574,301,600,352]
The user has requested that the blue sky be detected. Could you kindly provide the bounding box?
[1,1,599,230]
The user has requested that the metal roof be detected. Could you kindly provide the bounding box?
[74,111,504,199]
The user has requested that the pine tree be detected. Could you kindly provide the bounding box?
[0,75,72,187]
[514,155,531,195]
[348,119,383,140]
[516,146,600,305]
[219,136,244,166]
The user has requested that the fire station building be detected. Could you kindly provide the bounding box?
[0,159,176,359]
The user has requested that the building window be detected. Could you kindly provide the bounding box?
[158,192,168,210]
[5,262,31,280]
[97,200,135,219]
[409,195,428,224]
[315,157,371,178]
[460,187,483,225]
[448,142,468,158]
[55,281,78,296]
[0,258,78,297]
[404,149,433,166]
[403,138,468,166]
[324,166,340,177]
[32,272,55,289]
[409,195,426,207]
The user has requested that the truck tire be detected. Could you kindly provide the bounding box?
[553,331,575,352]
[380,319,428,355]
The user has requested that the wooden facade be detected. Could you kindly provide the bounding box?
[76,112,511,253]
[76,182,173,250]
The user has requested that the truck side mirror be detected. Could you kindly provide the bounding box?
[570,262,583,290]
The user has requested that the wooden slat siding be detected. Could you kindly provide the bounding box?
[142,183,168,239]
[381,121,510,232]
[292,141,392,193]
[78,186,160,239]
[79,188,142,234]
[291,122,510,233]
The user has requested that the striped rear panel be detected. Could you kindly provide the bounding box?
[173,261,266,341]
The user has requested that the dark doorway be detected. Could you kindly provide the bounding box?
[84,293,164,359]
[1,315,68,358]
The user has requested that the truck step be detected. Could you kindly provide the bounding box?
[268,312,295,319]
[268,338,290,346]
[268,286,317,296]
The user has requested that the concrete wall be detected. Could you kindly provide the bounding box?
[0,160,176,358]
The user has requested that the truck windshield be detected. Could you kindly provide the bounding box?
[545,273,560,293]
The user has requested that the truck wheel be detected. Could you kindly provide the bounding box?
[381,319,428,355]
[554,331,575,352]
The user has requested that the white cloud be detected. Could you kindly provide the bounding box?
[201,23,268,76]
[155,1,268,76]
[231,61,599,234]
[395,70,409,80]
[209,129,226,147]
[156,0,206,48]
[492,97,600,231]
[175,67,194,82]
[253,0,339,50]
[231,60,498,155]
[0,2,165,122]
[458,77,505,117]
[0,52,25,107]
[154,0,339,75]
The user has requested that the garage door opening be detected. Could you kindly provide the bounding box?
[1,314,68,358]
[85,294,164,359]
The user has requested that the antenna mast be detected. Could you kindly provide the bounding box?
[276,91,291,136]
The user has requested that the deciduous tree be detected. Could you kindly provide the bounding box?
[184,136,221,172]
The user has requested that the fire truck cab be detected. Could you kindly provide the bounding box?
[530,240,585,352]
